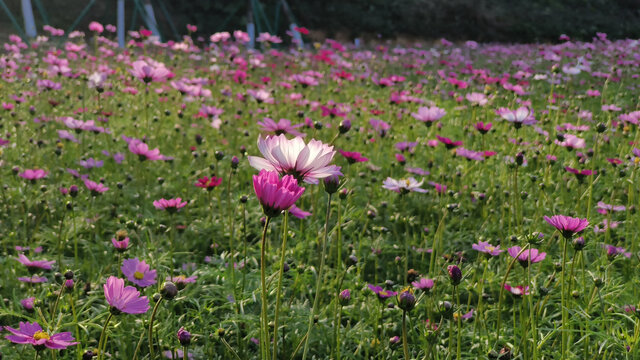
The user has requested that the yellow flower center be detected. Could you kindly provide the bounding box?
[635,157,640,164]
[33,331,50,341]
[487,246,495,252]
[405,179,411,186]
[134,271,145,280]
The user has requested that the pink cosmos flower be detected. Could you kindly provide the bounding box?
[128,140,163,161]
[564,166,595,182]
[339,150,369,164]
[18,275,48,283]
[497,107,536,127]
[436,135,462,149]
[130,60,173,83]
[475,121,492,134]
[88,21,104,33]
[194,176,222,191]
[456,147,484,161]
[83,179,109,195]
[472,241,503,256]
[104,276,150,314]
[121,258,157,288]
[596,201,625,214]
[411,278,435,291]
[167,275,197,290]
[289,204,312,219]
[504,284,530,297]
[412,106,446,126]
[465,92,488,106]
[5,321,77,349]
[257,117,306,137]
[19,169,48,181]
[544,215,589,239]
[369,118,391,137]
[253,170,305,217]
[248,134,342,184]
[382,177,427,194]
[153,198,187,213]
[507,246,546,267]
[604,245,632,259]
[368,284,397,299]
[555,134,585,150]
[111,237,130,252]
[17,254,55,270]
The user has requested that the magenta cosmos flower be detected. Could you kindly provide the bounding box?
[544,215,589,239]
[121,258,157,287]
[507,246,546,267]
[248,134,342,184]
[382,177,427,194]
[5,321,77,350]
[412,106,446,126]
[257,117,306,137]
[472,241,503,256]
[253,169,305,218]
[19,169,48,181]
[17,254,55,270]
[436,135,462,149]
[128,140,163,161]
[111,237,130,252]
[194,176,222,191]
[368,284,397,300]
[338,150,369,164]
[104,276,150,314]
[153,198,187,214]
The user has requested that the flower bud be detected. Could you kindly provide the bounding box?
[447,265,462,286]
[339,289,351,306]
[397,289,416,312]
[323,174,340,195]
[339,119,351,134]
[161,282,178,300]
[177,327,191,346]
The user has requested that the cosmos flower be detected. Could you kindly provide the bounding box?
[83,179,109,195]
[411,278,435,291]
[4,321,77,350]
[544,215,588,239]
[465,92,488,106]
[128,140,163,161]
[19,169,48,181]
[257,117,305,137]
[497,107,536,127]
[475,121,492,134]
[18,275,48,283]
[153,198,187,213]
[103,276,150,314]
[289,204,312,219]
[382,177,427,194]
[436,135,462,149]
[111,237,130,252]
[368,284,397,300]
[555,134,585,150]
[17,254,55,270]
[130,60,173,83]
[507,246,546,267]
[248,134,342,184]
[339,150,369,164]
[504,284,530,296]
[472,241,503,256]
[604,244,631,259]
[194,176,223,191]
[412,106,446,125]
[253,170,305,218]
[121,258,157,288]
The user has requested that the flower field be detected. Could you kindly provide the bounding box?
[1,24,639,359]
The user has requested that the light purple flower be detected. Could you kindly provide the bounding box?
[121,258,157,288]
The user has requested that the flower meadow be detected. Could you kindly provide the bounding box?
[1,24,640,360]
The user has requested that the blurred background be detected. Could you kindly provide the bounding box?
[0,0,639,44]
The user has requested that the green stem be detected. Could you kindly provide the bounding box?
[260,217,272,360]
[272,211,289,360]
[402,310,409,359]
[455,286,461,360]
[97,313,113,360]
[148,298,163,360]
[301,193,333,360]
[561,238,568,360]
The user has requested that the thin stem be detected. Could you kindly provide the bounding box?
[260,217,272,360]
[148,298,164,360]
[455,286,461,360]
[561,238,568,360]
[97,313,113,360]
[272,211,289,359]
[301,193,333,360]
[402,310,409,359]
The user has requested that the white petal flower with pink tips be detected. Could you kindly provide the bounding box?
[248,134,342,184]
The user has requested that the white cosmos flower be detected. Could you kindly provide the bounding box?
[248,134,342,184]
[382,177,427,194]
